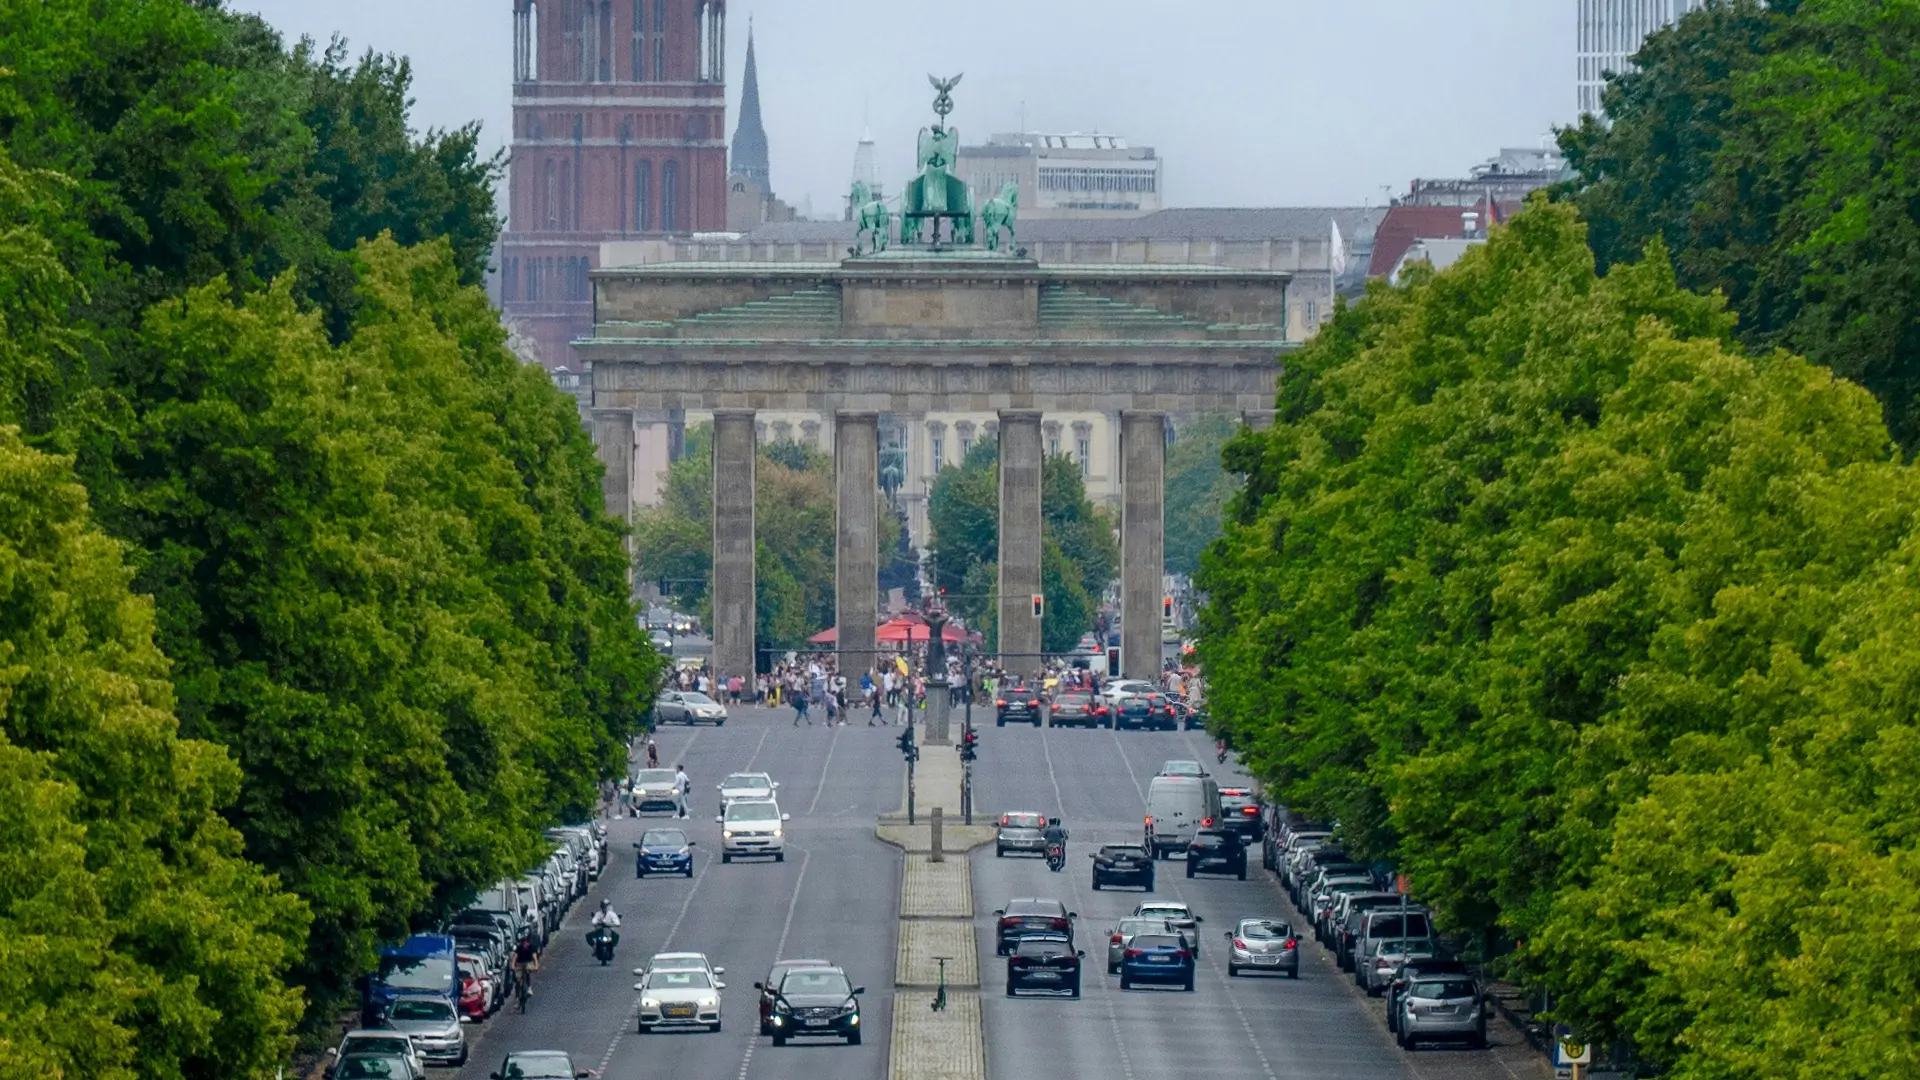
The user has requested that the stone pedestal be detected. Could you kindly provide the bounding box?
[712,410,757,682]
[996,411,1044,672]
[1120,411,1166,681]
[923,678,952,745]
[836,412,881,681]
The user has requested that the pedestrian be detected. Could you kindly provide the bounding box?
[793,691,810,726]
[646,737,659,770]
[870,686,883,725]
[674,764,691,818]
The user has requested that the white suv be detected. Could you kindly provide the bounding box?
[717,798,788,863]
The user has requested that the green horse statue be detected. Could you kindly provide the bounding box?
[980,182,1018,251]
[852,181,891,254]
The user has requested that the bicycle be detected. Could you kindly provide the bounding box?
[515,965,535,1012]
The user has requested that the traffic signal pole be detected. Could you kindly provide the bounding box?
[897,726,918,825]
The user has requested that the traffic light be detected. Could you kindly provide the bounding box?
[1107,647,1122,678]
[959,728,979,763]
[896,726,917,762]
[1163,596,1174,622]
[1031,593,1044,619]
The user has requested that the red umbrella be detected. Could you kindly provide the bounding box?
[807,626,837,645]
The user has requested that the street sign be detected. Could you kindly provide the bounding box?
[1553,1038,1592,1066]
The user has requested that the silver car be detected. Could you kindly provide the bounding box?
[1224,917,1298,978]
[634,966,725,1033]
[656,689,728,725]
[1132,901,1202,959]
[325,1031,423,1079]
[718,772,778,805]
[381,992,466,1066]
[631,768,681,814]
[1104,916,1179,974]
[1363,938,1438,995]
[1396,975,1488,1049]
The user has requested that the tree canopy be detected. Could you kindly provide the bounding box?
[1199,200,1920,1075]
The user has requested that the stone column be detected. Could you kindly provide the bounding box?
[711,410,757,684]
[590,409,636,526]
[835,412,881,682]
[1242,409,1278,431]
[997,411,1044,674]
[1120,411,1167,681]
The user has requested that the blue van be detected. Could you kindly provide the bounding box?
[365,934,460,1023]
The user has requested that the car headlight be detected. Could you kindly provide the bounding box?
[771,827,783,838]
[642,998,659,1009]
[700,997,718,1008]
[723,830,734,839]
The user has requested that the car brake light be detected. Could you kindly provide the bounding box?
[1285,938,1298,948]
[1233,938,1247,950]
[1124,949,1143,960]
[1145,816,1153,826]
[1009,957,1028,967]
[1202,817,1213,827]
[996,699,1007,706]
[1029,699,1039,707]
[1243,807,1259,815]
[1111,933,1123,944]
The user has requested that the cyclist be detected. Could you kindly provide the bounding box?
[512,932,539,1008]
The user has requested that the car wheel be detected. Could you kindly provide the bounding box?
[1119,975,1132,990]
[1182,976,1195,992]
[996,847,1005,858]
[1144,875,1155,891]
[722,853,732,864]
[848,1030,862,1046]
[684,863,694,878]
[1070,978,1081,998]
[1005,982,1018,997]
[637,1022,651,1034]
[1470,1027,1487,1050]
[1366,982,1382,997]
[775,852,785,863]
[1107,963,1118,975]
[996,719,1005,727]
[773,1034,787,1047]
[710,1020,722,1032]
[1185,863,1195,878]
[759,1022,771,1036]
[1397,1029,1412,1051]
[1237,867,1247,881]
[636,868,645,878]
[1228,964,1240,977]
[455,1048,468,1066]
[1091,878,1101,890]
[1288,967,1299,979]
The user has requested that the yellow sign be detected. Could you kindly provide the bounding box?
[895,656,909,676]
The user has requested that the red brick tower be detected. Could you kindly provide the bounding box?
[500,0,730,369]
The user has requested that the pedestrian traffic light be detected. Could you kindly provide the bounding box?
[1107,647,1122,678]
[897,727,916,760]
[959,729,979,763]
[1163,596,1174,622]
[1031,594,1044,619]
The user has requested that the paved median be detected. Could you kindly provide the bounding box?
[879,722,991,1080]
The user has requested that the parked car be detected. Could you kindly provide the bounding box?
[1047,691,1107,728]
[335,1054,424,1080]
[655,689,727,725]
[761,966,866,1046]
[994,898,1076,956]
[1117,932,1195,991]
[1334,894,1408,967]
[1224,917,1298,978]
[1387,958,1474,1035]
[757,959,834,1035]
[1397,974,1488,1049]
[365,934,459,1025]
[326,1031,424,1080]
[634,966,725,1033]
[1104,916,1181,975]
[381,992,467,1066]
[1006,932,1084,997]
[634,827,696,877]
[1185,828,1248,879]
[1353,908,1435,983]
[995,811,1049,857]
[995,685,1042,726]
[1090,843,1155,890]
[1362,937,1439,996]
[455,952,494,1019]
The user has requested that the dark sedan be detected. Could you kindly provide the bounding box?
[1118,933,1195,991]
[995,898,1076,956]
[1090,843,1155,891]
[761,966,865,1046]
[995,685,1043,726]
[757,958,832,1035]
[1186,828,1248,879]
[633,828,695,878]
[1047,691,1107,728]
[1113,692,1174,731]
[1006,933,1084,997]
[1218,787,1264,843]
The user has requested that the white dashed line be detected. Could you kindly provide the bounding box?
[805,724,841,816]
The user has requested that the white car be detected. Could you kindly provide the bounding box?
[634,966,725,1033]
[717,772,778,805]
[1133,901,1203,958]
[1101,679,1157,706]
[717,798,788,862]
[640,951,725,979]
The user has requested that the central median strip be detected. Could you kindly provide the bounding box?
[878,721,994,1080]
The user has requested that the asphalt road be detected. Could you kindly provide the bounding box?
[969,721,1532,1080]
[447,706,906,1080]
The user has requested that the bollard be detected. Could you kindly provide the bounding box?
[929,806,945,863]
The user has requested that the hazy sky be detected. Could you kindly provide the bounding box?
[232,0,1574,215]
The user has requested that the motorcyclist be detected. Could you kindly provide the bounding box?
[590,899,622,949]
[1042,817,1069,866]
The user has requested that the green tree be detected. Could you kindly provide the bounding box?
[1163,415,1242,577]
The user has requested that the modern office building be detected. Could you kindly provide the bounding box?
[955,132,1163,220]
[1577,0,1706,116]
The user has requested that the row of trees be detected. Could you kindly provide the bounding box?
[1199,200,1920,1076]
[926,440,1117,653]
[0,3,657,1075]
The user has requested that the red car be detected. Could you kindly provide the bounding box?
[456,954,490,1020]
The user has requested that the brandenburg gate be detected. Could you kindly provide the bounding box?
[578,78,1289,683]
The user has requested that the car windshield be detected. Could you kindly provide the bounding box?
[648,970,713,990]
[724,774,770,790]
[1411,979,1478,1000]
[500,1051,576,1078]
[727,802,780,822]
[388,998,454,1022]
[681,692,715,704]
[1162,760,1202,774]
[635,769,676,786]
[342,1036,413,1056]
[1136,905,1189,920]
[1239,920,1289,940]
[1016,936,1074,956]
[642,829,688,847]
[781,970,852,996]
[1057,694,1091,705]
[337,1057,406,1079]
[1120,918,1170,935]
[1001,813,1045,829]
[376,953,452,991]
[1102,846,1147,858]
[1370,913,1432,938]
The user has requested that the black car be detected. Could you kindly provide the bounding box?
[1186,829,1247,880]
[633,827,695,878]
[994,898,1076,956]
[995,685,1042,726]
[757,958,833,1035]
[760,966,866,1046]
[1090,843,1156,891]
[1006,933,1084,997]
[1113,692,1176,731]
[1047,691,1107,728]
[1386,957,1473,1034]
[1218,788,1264,843]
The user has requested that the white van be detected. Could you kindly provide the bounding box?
[716,797,788,862]
[1144,775,1222,859]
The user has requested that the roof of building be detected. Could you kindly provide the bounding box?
[1368,205,1481,278]
[736,207,1384,247]
[1389,238,1485,284]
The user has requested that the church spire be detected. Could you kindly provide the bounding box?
[730,22,771,187]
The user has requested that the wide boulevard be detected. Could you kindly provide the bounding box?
[450,705,1535,1080]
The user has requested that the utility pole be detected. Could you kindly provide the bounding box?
[897,726,918,824]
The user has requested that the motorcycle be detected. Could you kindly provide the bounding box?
[1215,740,1229,765]
[1045,842,1065,872]
[587,926,619,965]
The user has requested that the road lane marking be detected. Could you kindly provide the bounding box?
[742,722,773,771]
[593,856,715,1072]
[805,724,841,816]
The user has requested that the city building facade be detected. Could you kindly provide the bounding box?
[956,132,1163,221]
[499,0,732,370]
[1577,0,1706,116]
[1403,146,1569,209]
